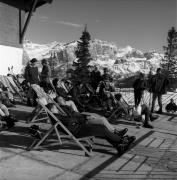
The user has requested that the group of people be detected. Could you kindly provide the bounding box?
[26,63,164,154]
[23,63,138,155]
[2,59,173,154]
[131,67,177,128]
[28,82,135,155]
[133,68,170,114]
[24,58,52,106]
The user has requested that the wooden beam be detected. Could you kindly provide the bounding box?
[20,0,38,43]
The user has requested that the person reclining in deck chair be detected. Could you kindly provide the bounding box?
[0,81,15,107]
[0,99,16,129]
[52,78,79,112]
[26,83,56,123]
[26,83,77,123]
[29,84,128,137]
[45,102,136,155]
[99,76,118,112]
[30,84,136,154]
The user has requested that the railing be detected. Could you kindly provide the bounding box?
[116,88,177,112]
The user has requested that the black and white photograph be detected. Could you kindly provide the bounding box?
[0,0,177,179]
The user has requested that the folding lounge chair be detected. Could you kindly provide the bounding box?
[108,95,134,121]
[28,87,64,123]
[27,106,49,123]
[27,99,94,156]
[27,84,57,123]
[27,85,94,156]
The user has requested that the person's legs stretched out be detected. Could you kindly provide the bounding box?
[82,112,136,154]
[48,103,136,155]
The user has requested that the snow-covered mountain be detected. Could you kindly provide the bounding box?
[23,39,163,76]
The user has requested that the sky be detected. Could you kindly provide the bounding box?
[26,0,177,53]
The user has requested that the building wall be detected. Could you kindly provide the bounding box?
[0,2,25,48]
[0,45,23,75]
[0,2,25,74]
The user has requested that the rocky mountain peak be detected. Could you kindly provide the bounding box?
[23,39,163,75]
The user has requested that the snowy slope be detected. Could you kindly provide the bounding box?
[23,39,163,75]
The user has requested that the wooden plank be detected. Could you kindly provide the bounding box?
[137,158,153,172]
[159,139,174,149]
[139,137,154,147]
[121,155,146,172]
[149,138,164,148]
[93,173,147,179]
[105,154,134,171]
[152,132,176,139]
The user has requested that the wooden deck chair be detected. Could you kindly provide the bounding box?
[29,89,78,123]
[29,82,68,123]
[5,76,24,102]
[108,93,134,121]
[27,98,94,157]
[27,105,49,123]
[27,84,56,123]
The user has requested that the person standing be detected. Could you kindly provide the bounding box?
[102,67,111,81]
[133,72,146,107]
[26,58,40,85]
[25,58,40,106]
[149,68,169,113]
[90,66,102,91]
[40,59,52,93]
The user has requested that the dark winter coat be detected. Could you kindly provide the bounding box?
[149,74,169,94]
[25,66,40,85]
[90,70,102,90]
[55,86,68,100]
[133,78,147,92]
[99,80,115,99]
[102,73,111,81]
[24,64,31,82]
[40,64,51,82]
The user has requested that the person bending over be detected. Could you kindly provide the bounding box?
[132,104,158,129]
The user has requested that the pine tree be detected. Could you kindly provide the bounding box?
[72,25,92,84]
[161,27,177,78]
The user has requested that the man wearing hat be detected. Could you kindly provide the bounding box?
[149,68,169,113]
[40,59,52,93]
[25,58,40,106]
[25,58,40,85]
